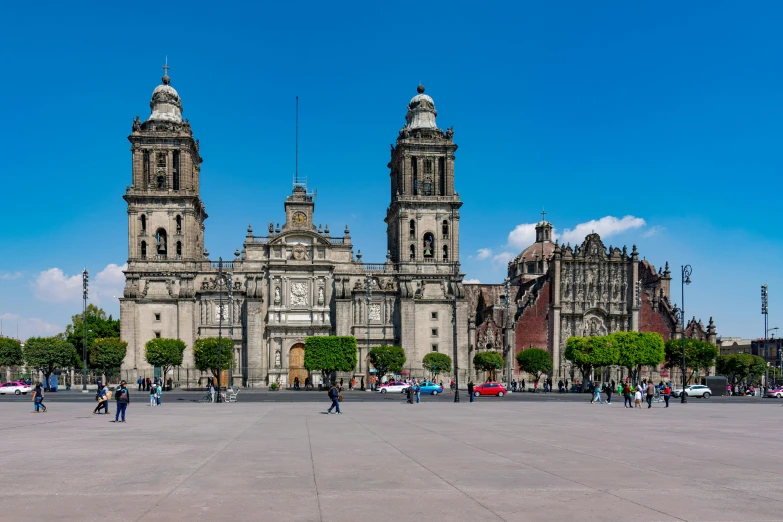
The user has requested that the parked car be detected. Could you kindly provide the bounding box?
[764,387,783,398]
[377,381,410,393]
[671,385,712,398]
[0,381,31,395]
[473,382,507,397]
[417,382,444,395]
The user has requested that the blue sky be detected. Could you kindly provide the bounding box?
[0,1,780,340]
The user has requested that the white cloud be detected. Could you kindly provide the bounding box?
[492,252,515,267]
[643,225,665,238]
[476,248,493,260]
[560,216,646,245]
[0,313,62,340]
[463,278,481,284]
[33,264,127,304]
[507,223,539,250]
[0,271,23,280]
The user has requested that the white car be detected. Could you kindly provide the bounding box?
[377,382,410,393]
[0,382,31,395]
[671,384,712,398]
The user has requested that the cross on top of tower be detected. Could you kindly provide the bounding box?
[541,208,547,223]
[162,57,170,85]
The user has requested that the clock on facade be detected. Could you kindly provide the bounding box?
[293,212,307,225]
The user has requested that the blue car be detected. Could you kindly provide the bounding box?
[416,382,444,395]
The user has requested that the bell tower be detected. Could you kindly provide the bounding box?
[385,85,461,266]
[124,64,206,264]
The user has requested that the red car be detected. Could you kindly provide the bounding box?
[473,382,507,397]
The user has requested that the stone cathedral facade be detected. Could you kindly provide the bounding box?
[120,72,468,386]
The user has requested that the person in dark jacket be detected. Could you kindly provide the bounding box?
[468,380,475,403]
[326,384,341,414]
[114,381,130,423]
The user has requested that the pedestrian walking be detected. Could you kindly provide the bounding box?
[405,385,414,404]
[646,382,655,408]
[94,385,108,414]
[145,377,151,391]
[156,382,162,406]
[605,383,613,404]
[520,379,525,391]
[512,379,517,392]
[415,381,421,403]
[450,380,455,393]
[564,379,569,392]
[114,381,130,422]
[623,383,632,408]
[663,383,671,408]
[149,383,157,406]
[468,380,475,402]
[326,383,341,414]
[593,382,602,403]
[31,383,45,413]
[137,377,143,391]
[360,376,365,391]
[209,383,215,403]
[634,389,642,408]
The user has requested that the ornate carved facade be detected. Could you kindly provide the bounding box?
[120,72,468,386]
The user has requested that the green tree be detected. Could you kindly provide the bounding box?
[564,336,594,387]
[369,345,406,381]
[61,304,120,368]
[716,353,767,388]
[0,338,24,369]
[89,338,127,378]
[193,337,234,384]
[664,339,719,385]
[303,336,358,385]
[613,331,664,385]
[473,351,504,381]
[422,352,452,380]
[516,347,553,386]
[145,338,186,381]
[24,337,78,390]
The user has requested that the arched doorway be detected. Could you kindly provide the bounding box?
[288,343,308,386]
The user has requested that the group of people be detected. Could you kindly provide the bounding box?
[585,379,672,409]
[728,383,758,396]
[91,380,131,422]
[137,376,164,392]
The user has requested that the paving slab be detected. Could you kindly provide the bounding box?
[1,400,782,521]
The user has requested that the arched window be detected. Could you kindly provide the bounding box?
[157,175,165,190]
[409,219,416,239]
[423,232,434,258]
[409,244,416,260]
[140,241,147,259]
[155,229,167,257]
[140,215,146,232]
[442,245,448,261]
[176,241,182,258]
[175,215,182,234]
[441,220,449,238]
[411,157,418,195]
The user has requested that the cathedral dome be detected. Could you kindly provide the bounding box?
[148,73,183,123]
[517,240,556,262]
[405,84,437,129]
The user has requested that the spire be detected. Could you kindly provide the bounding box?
[149,60,183,123]
[405,84,438,130]
[162,56,170,85]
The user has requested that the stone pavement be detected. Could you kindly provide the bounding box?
[1,400,782,521]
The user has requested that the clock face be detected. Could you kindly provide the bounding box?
[293,212,306,225]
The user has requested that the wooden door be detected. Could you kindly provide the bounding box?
[288,344,308,385]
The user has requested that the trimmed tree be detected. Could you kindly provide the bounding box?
[304,336,358,386]
[717,353,766,389]
[193,337,234,386]
[613,331,664,385]
[0,338,24,371]
[24,337,78,390]
[664,339,719,385]
[564,336,594,387]
[89,338,127,379]
[516,347,552,388]
[145,338,186,383]
[422,352,452,380]
[368,345,406,382]
[473,351,504,381]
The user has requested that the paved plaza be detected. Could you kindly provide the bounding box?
[2,400,782,521]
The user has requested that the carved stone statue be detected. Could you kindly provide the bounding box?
[274,350,281,368]
[132,115,141,132]
[318,287,325,305]
[274,286,281,305]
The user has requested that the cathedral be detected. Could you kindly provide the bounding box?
[120,68,716,387]
[120,70,468,386]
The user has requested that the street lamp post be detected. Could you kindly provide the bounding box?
[762,285,769,391]
[226,271,233,390]
[82,269,89,392]
[365,272,372,385]
[450,263,460,402]
[500,277,511,388]
[217,257,223,403]
[680,265,692,404]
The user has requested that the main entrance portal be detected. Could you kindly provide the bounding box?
[288,344,308,386]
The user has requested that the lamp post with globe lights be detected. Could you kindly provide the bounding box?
[680,265,692,404]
